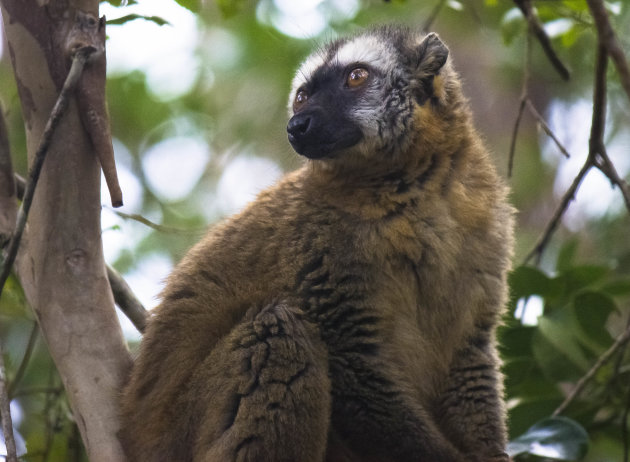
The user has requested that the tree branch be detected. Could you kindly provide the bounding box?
[526,99,570,159]
[513,0,570,81]
[110,208,204,234]
[0,52,93,462]
[553,320,630,416]
[543,42,630,417]
[522,38,630,263]
[69,13,123,207]
[508,34,532,178]
[586,0,630,102]
[595,148,630,214]
[508,98,527,178]
[523,160,591,265]
[107,265,147,333]
[0,47,94,298]
[589,43,607,156]
[2,3,132,459]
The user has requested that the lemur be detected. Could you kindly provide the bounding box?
[120,25,514,462]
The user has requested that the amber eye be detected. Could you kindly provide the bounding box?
[293,90,308,111]
[347,67,369,88]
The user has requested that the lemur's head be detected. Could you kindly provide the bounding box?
[287,26,457,164]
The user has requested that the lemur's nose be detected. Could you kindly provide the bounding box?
[287,113,312,141]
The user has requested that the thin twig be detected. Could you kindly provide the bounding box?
[508,34,532,178]
[595,149,630,214]
[586,42,630,211]
[508,30,570,178]
[107,265,148,333]
[553,322,630,416]
[582,41,630,214]
[0,47,94,298]
[549,44,630,417]
[526,99,571,159]
[589,42,608,158]
[0,343,17,462]
[508,98,527,178]
[513,0,571,81]
[586,0,630,102]
[523,42,613,264]
[8,321,39,399]
[523,161,591,265]
[109,208,204,234]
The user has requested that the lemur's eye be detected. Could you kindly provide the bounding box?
[293,90,308,111]
[347,67,369,88]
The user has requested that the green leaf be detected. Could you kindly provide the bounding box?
[508,399,563,438]
[507,416,589,460]
[500,324,536,358]
[601,278,630,296]
[503,358,561,400]
[561,265,610,294]
[556,238,579,272]
[573,291,616,349]
[534,309,591,380]
[509,266,554,302]
[106,14,170,26]
[560,24,582,48]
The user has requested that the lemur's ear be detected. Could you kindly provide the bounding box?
[412,33,449,104]
[416,33,449,77]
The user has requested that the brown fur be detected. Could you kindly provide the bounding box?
[120,29,514,462]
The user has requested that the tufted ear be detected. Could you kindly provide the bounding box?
[412,33,449,104]
[416,33,449,77]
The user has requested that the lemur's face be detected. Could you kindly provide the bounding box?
[287,27,449,161]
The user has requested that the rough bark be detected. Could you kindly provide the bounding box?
[0,1,132,461]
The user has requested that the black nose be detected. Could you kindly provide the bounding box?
[287,113,312,143]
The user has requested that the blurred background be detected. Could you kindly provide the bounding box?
[1,0,629,460]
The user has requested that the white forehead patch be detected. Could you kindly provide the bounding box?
[334,35,394,71]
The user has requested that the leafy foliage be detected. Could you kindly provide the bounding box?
[503,255,630,459]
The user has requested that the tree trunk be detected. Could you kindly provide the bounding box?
[0,1,132,460]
